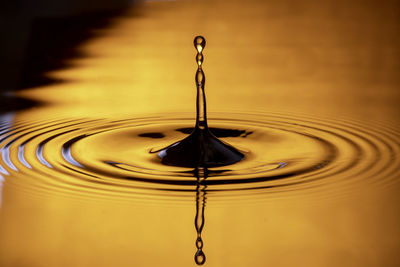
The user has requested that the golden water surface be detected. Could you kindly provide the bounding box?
[1,0,400,266]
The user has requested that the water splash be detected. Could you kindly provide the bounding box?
[156,36,244,168]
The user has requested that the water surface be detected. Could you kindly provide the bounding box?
[0,0,400,266]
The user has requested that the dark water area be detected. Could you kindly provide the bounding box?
[0,0,138,92]
[0,0,400,266]
[0,95,42,113]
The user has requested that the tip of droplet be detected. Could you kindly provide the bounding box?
[195,249,206,265]
[194,36,206,52]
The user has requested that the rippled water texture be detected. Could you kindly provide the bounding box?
[1,0,400,266]
[1,112,399,201]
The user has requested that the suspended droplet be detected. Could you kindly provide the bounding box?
[194,35,206,53]
[196,237,203,249]
[195,249,206,265]
[196,53,204,67]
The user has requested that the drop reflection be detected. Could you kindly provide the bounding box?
[194,168,207,265]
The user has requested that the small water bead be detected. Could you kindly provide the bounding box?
[195,250,206,265]
[196,53,204,66]
[196,237,203,249]
[194,36,206,53]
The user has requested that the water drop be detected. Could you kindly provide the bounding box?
[195,249,206,265]
[194,35,206,53]
[196,237,203,249]
[156,36,245,168]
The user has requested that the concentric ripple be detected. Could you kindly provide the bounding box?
[0,112,399,201]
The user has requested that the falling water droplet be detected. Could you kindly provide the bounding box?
[155,36,245,168]
[195,249,206,265]
[194,35,206,53]
[196,237,203,249]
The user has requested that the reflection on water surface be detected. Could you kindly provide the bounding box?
[0,0,400,266]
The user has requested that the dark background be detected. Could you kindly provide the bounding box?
[0,0,139,93]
